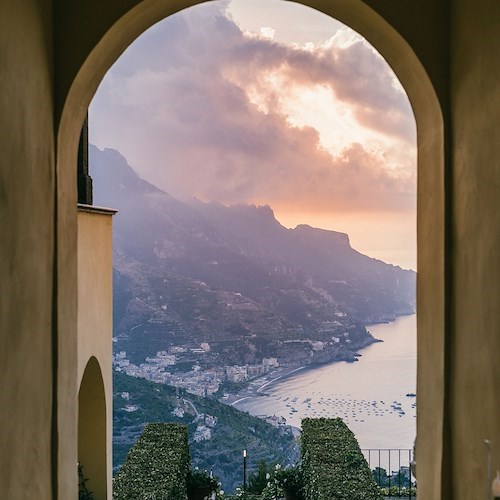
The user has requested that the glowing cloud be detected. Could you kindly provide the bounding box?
[90,0,417,268]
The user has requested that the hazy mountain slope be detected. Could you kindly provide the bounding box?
[192,200,415,320]
[90,145,415,364]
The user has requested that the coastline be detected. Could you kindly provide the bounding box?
[256,365,307,393]
[228,365,308,406]
[225,325,384,408]
[229,314,417,450]
[225,313,415,412]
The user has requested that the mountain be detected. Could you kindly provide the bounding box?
[90,145,415,366]
[190,200,415,321]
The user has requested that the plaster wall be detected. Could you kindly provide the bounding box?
[449,1,500,497]
[0,0,55,498]
[54,1,448,498]
[362,0,450,108]
[1,1,498,499]
[78,358,108,500]
[77,207,115,499]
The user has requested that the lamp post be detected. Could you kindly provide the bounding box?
[243,449,247,498]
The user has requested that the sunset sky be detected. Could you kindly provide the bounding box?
[90,0,417,270]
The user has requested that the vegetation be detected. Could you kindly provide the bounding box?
[243,460,304,498]
[379,486,417,497]
[112,416,397,499]
[275,464,304,499]
[247,460,277,495]
[255,463,305,500]
[113,423,190,499]
[187,469,220,499]
[372,466,417,496]
[372,466,389,486]
[78,464,94,500]
[301,418,382,500]
[113,371,297,492]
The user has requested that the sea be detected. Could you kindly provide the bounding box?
[234,314,417,450]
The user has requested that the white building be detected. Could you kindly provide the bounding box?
[193,425,212,442]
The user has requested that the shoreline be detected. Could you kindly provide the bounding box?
[227,339,379,408]
[228,314,417,450]
[256,365,307,393]
[228,365,308,406]
[226,314,415,413]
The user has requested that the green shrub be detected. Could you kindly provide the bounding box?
[187,469,219,497]
[113,423,190,499]
[301,418,383,500]
[247,460,278,495]
[275,464,304,499]
[380,485,417,497]
[255,463,305,500]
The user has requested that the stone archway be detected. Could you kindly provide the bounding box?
[55,2,446,498]
[78,356,107,500]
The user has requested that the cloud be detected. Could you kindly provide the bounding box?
[90,1,416,215]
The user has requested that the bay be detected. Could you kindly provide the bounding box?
[234,314,417,450]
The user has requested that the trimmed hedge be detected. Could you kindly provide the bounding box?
[113,423,190,499]
[301,418,382,500]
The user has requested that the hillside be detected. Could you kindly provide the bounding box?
[90,145,415,368]
[113,371,297,492]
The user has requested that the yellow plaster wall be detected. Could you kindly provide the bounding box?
[78,357,108,500]
[0,0,55,498]
[77,207,115,499]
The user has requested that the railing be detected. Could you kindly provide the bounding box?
[361,449,416,498]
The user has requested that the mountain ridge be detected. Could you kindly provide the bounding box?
[90,145,415,368]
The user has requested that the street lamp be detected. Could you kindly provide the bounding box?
[243,449,247,497]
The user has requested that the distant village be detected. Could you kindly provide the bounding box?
[114,347,293,444]
[113,345,281,397]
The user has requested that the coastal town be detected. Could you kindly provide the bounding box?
[113,348,296,450]
[111,319,371,403]
[114,345,286,399]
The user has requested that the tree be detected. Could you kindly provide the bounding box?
[372,467,388,487]
[247,460,276,494]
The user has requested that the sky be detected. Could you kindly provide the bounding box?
[90,0,417,270]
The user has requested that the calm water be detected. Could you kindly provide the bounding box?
[234,314,417,449]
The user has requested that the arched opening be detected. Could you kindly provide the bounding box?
[90,2,418,490]
[56,1,445,498]
[78,356,107,499]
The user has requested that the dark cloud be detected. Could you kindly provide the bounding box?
[90,1,415,214]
